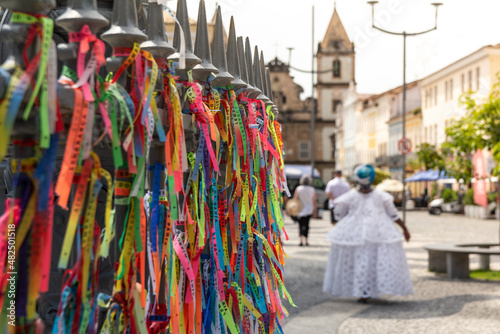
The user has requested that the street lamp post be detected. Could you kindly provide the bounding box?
[367,1,442,224]
[311,5,316,178]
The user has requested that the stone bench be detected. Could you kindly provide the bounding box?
[424,243,500,279]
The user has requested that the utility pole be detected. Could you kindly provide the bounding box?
[368,1,442,223]
[310,5,315,178]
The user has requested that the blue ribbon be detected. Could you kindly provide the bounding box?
[150,163,163,252]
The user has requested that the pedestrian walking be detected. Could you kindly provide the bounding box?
[323,164,413,303]
[325,170,350,225]
[293,175,317,246]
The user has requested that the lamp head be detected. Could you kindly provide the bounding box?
[367,1,379,6]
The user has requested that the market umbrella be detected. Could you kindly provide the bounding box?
[406,169,451,182]
[405,170,426,182]
[376,179,404,192]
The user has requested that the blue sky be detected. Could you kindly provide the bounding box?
[178,0,500,98]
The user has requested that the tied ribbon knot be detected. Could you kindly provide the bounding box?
[69,25,106,102]
[68,25,105,64]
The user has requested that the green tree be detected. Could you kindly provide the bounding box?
[406,157,422,171]
[442,74,500,181]
[415,143,446,171]
[442,188,458,203]
[462,188,474,205]
[373,168,391,186]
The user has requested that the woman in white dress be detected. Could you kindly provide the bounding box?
[322,164,413,303]
[293,175,317,246]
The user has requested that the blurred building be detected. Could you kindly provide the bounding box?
[340,80,421,180]
[342,81,421,178]
[421,44,500,148]
[386,81,422,180]
[268,58,313,167]
[272,7,356,181]
[315,10,500,182]
[315,7,355,180]
[342,82,368,177]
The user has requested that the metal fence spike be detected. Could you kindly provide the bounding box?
[211,5,234,87]
[141,2,175,58]
[260,51,272,105]
[260,51,273,106]
[226,16,246,90]
[101,0,148,47]
[265,67,274,102]
[237,36,254,94]
[254,46,269,102]
[56,0,109,34]
[245,38,261,98]
[0,0,55,12]
[168,0,202,73]
[266,67,279,113]
[245,38,254,87]
[193,0,219,81]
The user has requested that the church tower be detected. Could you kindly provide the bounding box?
[315,5,355,177]
[317,5,355,120]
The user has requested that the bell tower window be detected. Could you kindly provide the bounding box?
[333,59,341,78]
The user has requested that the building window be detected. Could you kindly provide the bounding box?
[331,135,336,160]
[476,67,480,91]
[380,142,387,156]
[468,70,472,90]
[369,138,376,149]
[424,127,428,143]
[282,95,287,104]
[434,124,438,145]
[416,128,420,146]
[333,59,341,78]
[332,99,342,113]
[445,79,453,101]
[298,141,311,160]
[461,73,465,92]
[434,86,437,106]
[449,79,453,100]
[368,113,376,133]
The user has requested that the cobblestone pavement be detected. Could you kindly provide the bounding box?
[282,210,500,334]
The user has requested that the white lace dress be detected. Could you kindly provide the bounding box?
[322,189,413,298]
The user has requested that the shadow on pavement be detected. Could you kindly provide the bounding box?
[350,294,500,319]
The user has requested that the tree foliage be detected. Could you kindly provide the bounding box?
[440,75,500,182]
[406,156,422,171]
[442,188,458,203]
[415,143,446,172]
[373,168,391,186]
[462,188,475,205]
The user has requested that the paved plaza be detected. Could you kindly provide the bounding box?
[282,211,500,334]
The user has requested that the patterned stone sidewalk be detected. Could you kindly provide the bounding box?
[282,211,500,334]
